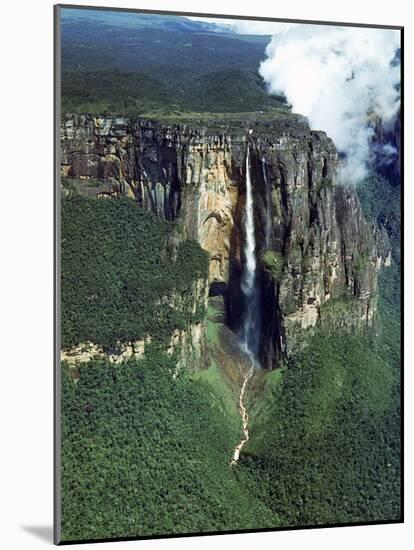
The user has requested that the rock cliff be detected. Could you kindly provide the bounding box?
[61,113,390,368]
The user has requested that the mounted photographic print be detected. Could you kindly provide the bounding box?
[54,4,403,544]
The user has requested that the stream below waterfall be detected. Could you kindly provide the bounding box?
[230,355,254,466]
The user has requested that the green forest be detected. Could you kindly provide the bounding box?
[61,352,278,539]
[61,196,209,350]
[60,176,401,541]
[243,292,400,525]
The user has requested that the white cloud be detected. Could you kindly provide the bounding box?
[259,24,400,184]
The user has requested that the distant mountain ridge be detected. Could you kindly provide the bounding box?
[61,8,235,34]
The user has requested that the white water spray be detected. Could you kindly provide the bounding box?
[240,145,261,358]
[241,147,256,297]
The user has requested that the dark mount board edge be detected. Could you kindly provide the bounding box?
[54,4,61,546]
[53,4,404,545]
[399,25,405,528]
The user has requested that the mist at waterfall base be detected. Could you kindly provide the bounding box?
[240,146,262,364]
[259,25,400,185]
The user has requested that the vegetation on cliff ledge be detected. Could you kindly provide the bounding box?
[261,250,284,280]
[61,195,209,350]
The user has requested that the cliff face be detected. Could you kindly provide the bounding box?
[61,115,243,285]
[61,114,389,368]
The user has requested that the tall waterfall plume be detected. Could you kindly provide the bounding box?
[240,145,261,360]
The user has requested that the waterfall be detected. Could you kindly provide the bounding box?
[230,144,261,466]
[262,157,272,250]
[240,145,261,360]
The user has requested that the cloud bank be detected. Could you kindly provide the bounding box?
[259,24,400,184]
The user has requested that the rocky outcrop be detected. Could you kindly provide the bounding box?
[61,338,150,365]
[61,114,390,368]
